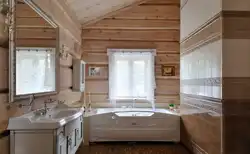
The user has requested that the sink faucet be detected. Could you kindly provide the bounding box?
[43,97,56,114]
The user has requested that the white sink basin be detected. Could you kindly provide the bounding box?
[7,108,83,130]
[50,110,79,119]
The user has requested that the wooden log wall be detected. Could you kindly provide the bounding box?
[81,0,180,108]
[0,0,82,153]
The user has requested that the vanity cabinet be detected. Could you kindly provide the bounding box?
[10,116,83,154]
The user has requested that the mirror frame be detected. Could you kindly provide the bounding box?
[9,0,60,102]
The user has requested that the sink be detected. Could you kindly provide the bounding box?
[50,110,79,119]
[7,108,83,130]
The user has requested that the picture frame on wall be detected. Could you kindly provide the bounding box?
[89,67,101,76]
[161,65,175,76]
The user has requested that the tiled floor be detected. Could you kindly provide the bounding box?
[77,142,190,154]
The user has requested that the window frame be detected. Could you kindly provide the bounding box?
[107,49,156,102]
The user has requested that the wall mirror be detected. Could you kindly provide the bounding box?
[9,0,59,102]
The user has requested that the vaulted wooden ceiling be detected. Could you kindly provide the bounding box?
[65,0,148,25]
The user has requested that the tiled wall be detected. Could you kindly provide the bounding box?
[180,0,223,154]
[221,0,250,153]
[180,0,221,40]
[181,0,250,154]
[181,39,222,98]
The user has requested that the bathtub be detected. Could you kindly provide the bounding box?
[87,108,180,142]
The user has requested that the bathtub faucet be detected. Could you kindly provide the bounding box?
[132,99,136,108]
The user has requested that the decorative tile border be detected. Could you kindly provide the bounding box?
[181,93,222,115]
[181,15,222,55]
[181,77,221,86]
[181,10,250,56]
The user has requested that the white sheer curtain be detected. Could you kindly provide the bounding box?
[108,49,156,107]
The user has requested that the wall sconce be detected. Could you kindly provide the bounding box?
[59,44,70,60]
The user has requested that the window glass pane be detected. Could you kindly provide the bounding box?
[133,61,145,98]
[116,60,129,97]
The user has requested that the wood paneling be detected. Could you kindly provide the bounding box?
[65,0,147,24]
[16,17,53,28]
[16,28,56,39]
[84,19,180,30]
[82,29,179,41]
[85,53,180,65]
[108,5,180,20]
[0,48,8,91]
[16,3,40,18]
[15,39,56,47]
[144,0,180,5]
[82,1,180,107]
[82,40,179,53]
[0,1,82,151]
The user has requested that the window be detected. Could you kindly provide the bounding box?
[108,49,156,104]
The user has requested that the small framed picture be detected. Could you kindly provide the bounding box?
[162,65,175,76]
[89,67,101,76]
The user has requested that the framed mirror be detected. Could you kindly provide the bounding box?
[9,0,59,102]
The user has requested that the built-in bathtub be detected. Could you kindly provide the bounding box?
[86,108,180,142]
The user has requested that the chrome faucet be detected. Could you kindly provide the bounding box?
[43,98,56,114]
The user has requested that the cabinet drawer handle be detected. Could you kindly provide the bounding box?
[132,122,137,125]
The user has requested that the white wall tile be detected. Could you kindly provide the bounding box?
[181,0,222,40]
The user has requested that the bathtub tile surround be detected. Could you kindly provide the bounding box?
[181,0,250,154]
[181,95,222,154]
[180,0,222,154]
